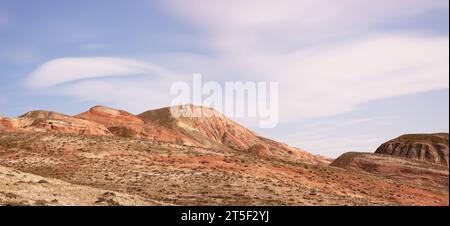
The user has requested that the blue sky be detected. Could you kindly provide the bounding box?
[0,0,448,157]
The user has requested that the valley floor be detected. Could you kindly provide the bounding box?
[0,132,448,206]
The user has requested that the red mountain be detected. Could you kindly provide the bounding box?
[1,105,327,163]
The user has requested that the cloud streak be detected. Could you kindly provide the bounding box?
[25,56,187,113]
[275,34,449,122]
[26,57,172,88]
[162,0,448,44]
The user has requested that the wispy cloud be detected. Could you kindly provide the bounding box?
[275,34,449,122]
[25,56,186,113]
[26,57,174,88]
[162,0,448,42]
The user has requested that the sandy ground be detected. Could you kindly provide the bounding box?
[0,132,448,206]
[0,165,165,206]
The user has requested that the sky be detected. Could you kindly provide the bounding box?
[0,0,448,157]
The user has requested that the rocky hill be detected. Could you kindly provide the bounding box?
[138,105,261,150]
[375,133,449,167]
[138,105,324,163]
[331,133,449,202]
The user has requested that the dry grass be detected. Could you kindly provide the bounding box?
[0,132,448,206]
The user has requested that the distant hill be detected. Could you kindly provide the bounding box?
[375,133,449,166]
[331,133,449,205]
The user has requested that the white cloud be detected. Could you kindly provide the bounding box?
[25,57,187,113]
[26,57,174,88]
[275,34,449,122]
[162,0,448,45]
[164,0,411,30]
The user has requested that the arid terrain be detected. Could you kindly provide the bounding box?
[0,106,448,206]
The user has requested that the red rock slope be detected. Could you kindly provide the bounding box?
[76,106,199,145]
[138,105,328,163]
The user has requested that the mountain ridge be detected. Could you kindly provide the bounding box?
[1,104,324,164]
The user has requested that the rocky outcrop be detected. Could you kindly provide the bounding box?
[375,133,449,167]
